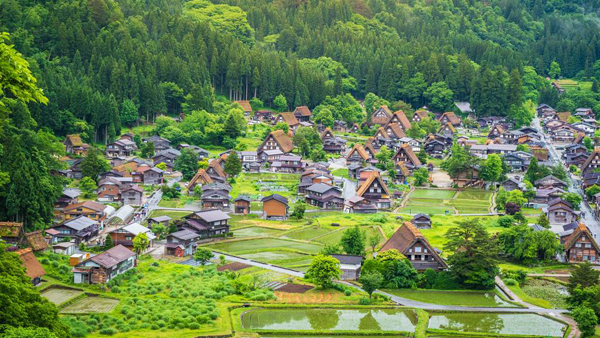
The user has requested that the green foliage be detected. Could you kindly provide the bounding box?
[585,184,600,200]
[480,154,503,183]
[561,192,582,210]
[501,269,527,285]
[175,148,199,181]
[293,127,322,157]
[80,177,97,198]
[298,57,357,94]
[498,225,562,264]
[193,247,214,266]
[441,144,480,179]
[141,142,155,159]
[359,271,383,299]
[273,94,287,111]
[313,94,363,125]
[568,262,600,293]
[223,151,242,177]
[132,232,150,255]
[413,167,429,186]
[104,234,114,250]
[339,225,366,256]
[290,201,306,220]
[536,214,550,229]
[424,82,454,112]
[81,148,110,181]
[306,255,342,288]
[444,218,498,290]
[120,99,138,127]
[549,61,561,79]
[184,0,254,44]
[572,306,597,337]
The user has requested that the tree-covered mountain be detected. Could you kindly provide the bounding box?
[2,0,600,143]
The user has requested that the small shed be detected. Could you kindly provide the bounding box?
[261,194,289,220]
[411,214,431,229]
[148,215,171,229]
[234,196,252,215]
[330,254,363,280]
[53,241,76,255]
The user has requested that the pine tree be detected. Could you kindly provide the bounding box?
[507,69,523,108]
[104,234,113,250]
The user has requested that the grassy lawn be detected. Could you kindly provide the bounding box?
[383,289,516,307]
[411,189,456,199]
[498,262,572,274]
[556,78,592,92]
[158,199,180,208]
[41,288,83,305]
[331,168,349,179]
[314,226,383,246]
[504,282,552,309]
[228,215,305,230]
[146,210,190,220]
[61,297,119,314]
[284,226,333,241]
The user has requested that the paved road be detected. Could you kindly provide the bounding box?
[534,117,600,238]
[342,178,357,200]
[211,251,568,314]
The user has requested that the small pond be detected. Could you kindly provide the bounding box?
[428,313,566,337]
[242,308,417,332]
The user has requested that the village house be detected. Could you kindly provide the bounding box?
[533,187,566,204]
[384,123,407,139]
[344,196,377,214]
[534,175,568,189]
[502,153,528,172]
[152,148,181,169]
[144,136,171,154]
[254,110,274,122]
[17,248,46,286]
[187,169,213,193]
[293,106,312,122]
[545,198,578,225]
[177,209,231,237]
[350,123,361,133]
[549,125,580,143]
[423,136,447,158]
[438,122,456,138]
[165,229,199,257]
[488,124,505,139]
[305,183,344,210]
[333,120,347,132]
[64,201,109,225]
[563,223,600,264]
[258,130,294,160]
[52,241,76,255]
[575,108,594,119]
[395,162,410,184]
[106,137,137,158]
[70,158,83,179]
[572,121,596,137]
[386,111,412,131]
[64,134,89,156]
[55,188,81,212]
[356,171,391,209]
[261,194,289,220]
[411,214,432,229]
[274,112,299,131]
[346,144,370,165]
[239,151,259,169]
[320,127,347,154]
[141,167,164,185]
[501,177,525,192]
[121,185,143,205]
[581,148,600,176]
[453,166,482,188]
[298,168,334,194]
[438,112,461,127]
[148,215,171,229]
[380,222,448,271]
[399,137,422,153]
[51,216,100,244]
[97,178,122,202]
[73,245,136,284]
[178,144,210,160]
[109,223,156,252]
[235,100,252,116]
[206,160,227,182]
[26,231,49,252]
[392,144,421,171]
[412,110,429,122]
[201,183,232,210]
[565,152,590,167]
[331,254,363,280]
[234,196,251,215]
[371,105,393,125]
[0,222,25,247]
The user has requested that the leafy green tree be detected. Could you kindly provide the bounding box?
[424,81,454,112]
[359,271,383,299]
[141,142,155,158]
[193,247,214,266]
[480,154,503,184]
[536,214,550,229]
[498,225,562,264]
[80,177,97,198]
[585,185,600,200]
[0,243,69,337]
[340,225,366,256]
[374,146,393,170]
[81,148,110,181]
[441,144,480,179]
[548,61,561,78]
[2,327,59,338]
[152,223,167,240]
[417,148,428,164]
[413,167,429,186]
[293,127,322,157]
[224,151,242,177]
[273,122,289,134]
[156,162,167,170]
[506,189,527,206]
[507,69,524,108]
[132,232,150,255]
[568,262,600,293]
[120,99,139,127]
[175,148,199,180]
[584,137,594,151]
[274,94,287,111]
[368,235,380,254]
[290,201,306,220]
[572,306,597,338]
[561,192,582,210]
[307,255,342,288]
[444,219,499,289]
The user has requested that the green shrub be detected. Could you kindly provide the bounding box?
[504,278,517,286]
[189,322,200,329]
[358,297,371,305]
[344,290,352,296]
[99,328,116,335]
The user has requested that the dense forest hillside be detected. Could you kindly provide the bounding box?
[2,0,600,142]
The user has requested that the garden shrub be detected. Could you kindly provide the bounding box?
[99,328,116,335]
[504,278,517,286]
[189,323,200,329]
[359,297,371,305]
[502,269,527,285]
[344,290,352,296]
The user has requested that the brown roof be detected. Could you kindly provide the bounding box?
[365,138,378,156]
[564,223,600,253]
[439,112,461,126]
[294,106,312,117]
[491,125,504,134]
[0,222,23,238]
[440,122,456,133]
[413,110,429,120]
[88,244,136,269]
[320,127,335,140]
[65,201,107,213]
[556,112,571,122]
[377,105,392,117]
[396,161,410,177]
[379,221,448,268]
[188,168,213,191]
[278,112,299,126]
[26,231,48,251]
[581,148,600,173]
[235,100,252,112]
[16,248,45,279]
[208,160,227,178]
[66,134,83,146]
[264,130,294,153]
[357,171,390,197]
[574,133,585,145]
[346,144,369,161]
[394,144,422,166]
[390,111,412,130]
[386,123,406,138]
[375,126,390,139]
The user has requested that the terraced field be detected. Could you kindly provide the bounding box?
[401,189,493,215]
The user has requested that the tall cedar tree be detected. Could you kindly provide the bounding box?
[81,148,110,181]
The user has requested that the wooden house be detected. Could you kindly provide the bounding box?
[177,209,231,237]
[235,100,252,116]
[501,178,524,192]
[144,136,171,154]
[258,130,294,157]
[330,254,363,280]
[371,105,393,125]
[64,201,108,224]
[206,160,227,182]
[274,112,299,130]
[73,245,136,284]
[546,198,578,225]
[26,230,49,252]
[0,222,25,247]
[16,248,46,286]
[379,222,448,271]
[356,171,391,209]
[453,166,482,188]
[293,106,312,122]
[64,134,89,156]
[395,161,410,184]
[261,194,289,220]
[142,167,164,185]
[412,110,429,122]
[346,144,369,165]
[350,123,361,133]
[384,123,406,139]
[423,135,447,158]
[344,196,378,214]
[51,216,100,244]
[534,175,568,189]
[564,223,600,264]
[254,110,274,122]
[187,169,214,193]
[152,148,181,169]
[201,183,232,210]
[534,188,566,204]
[411,214,431,229]
[581,148,600,176]
[392,144,421,170]
[106,137,137,158]
[165,229,199,257]
[386,111,412,131]
[438,112,461,127]
[97,177,122,202]
[148,216,171,229]
[110,223,155,251]
[305,183,344,210]
[488,125,505,139]
[234,196,251,215]
[438,122,456,137]
[271,155,305,173]
[333,120,347,132]
[55,188,81,212]
[575,108,594,118]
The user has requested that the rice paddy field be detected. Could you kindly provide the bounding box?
[41,287,83,305]
[401,189,493,215]
[60,297,120,314]
[230,172,301,200]
[233,226,286,237]
[207,238,324,254]
[382,289,515,307]
[427,312,567,337]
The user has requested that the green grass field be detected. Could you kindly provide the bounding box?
[232,226,286,237]
[383,289,515,307]
[401,189,492,215]
[331,168,349,179]
[206,238,324,254]
[230,172,300,200]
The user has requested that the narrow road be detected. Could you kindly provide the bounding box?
[211,251,568,314]
[342,178,357,200]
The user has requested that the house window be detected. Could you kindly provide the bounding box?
[576,243,582,248]
[414,247,422,253]
[585,243,592,248]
